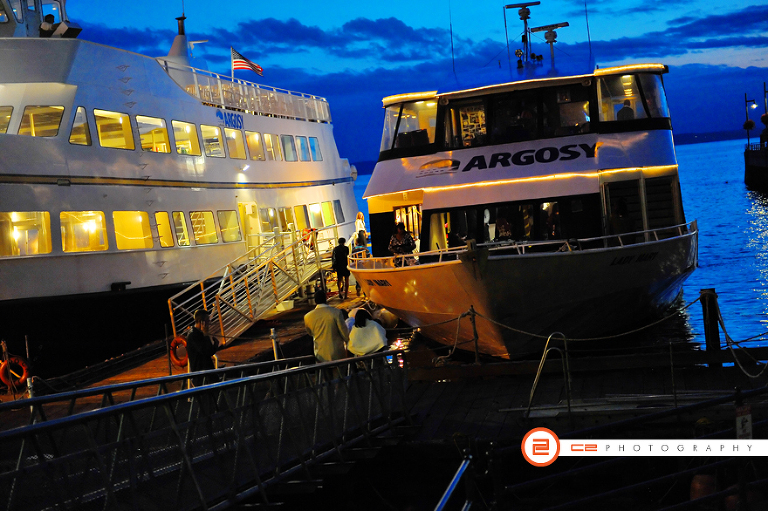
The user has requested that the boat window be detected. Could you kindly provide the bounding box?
[390,100,438,150]
[19,106,64,138]
[263,133,282,161]
[542,84,590,137]
[598,74,669,122]
[224,128,246,160]
[0,5,7,23]
[113,211,153,250]
[41,1,62,22]
[172,121,201,156]
[321,201,335,227]
[154,212,174,247]
[293,205,309,230]
[309,137,323,161]
[8,0,22,22]
[281,135,298,162]
[200,125,225,157]
[217,210,242,242]
[638,74,670,118]
[26,0,34,11]
[488,92,538,145]
[259,208,279,232]
[448,101,487,148]
[190,211,219,244]
[0,107,12,133]
[0,212,52,256]
[605,180,642,241]
[136,115,170,153]
[245,131,265,161]
[93,109,134,149]
[380,104,401,151]
[69,106,91,145]
[296,136,311,161]
[172,211,190,246]
[308,203,324,228]
[60,211,108,252]
[278,207,295,231]
[333,200,345,224]
[395,205,421,241]
[644,176,679,234]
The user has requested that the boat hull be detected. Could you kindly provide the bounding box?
[352,231,698,358]
[745,147,768,191]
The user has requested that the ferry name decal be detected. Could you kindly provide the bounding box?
[216,110,244,130]
[461,143,597,172]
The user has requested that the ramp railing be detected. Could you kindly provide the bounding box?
[0,350,408,511]
[168,225,341,342]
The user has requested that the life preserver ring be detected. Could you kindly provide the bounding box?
[301,228,315,249]
[169,336,188,368]
[0,356,31,388]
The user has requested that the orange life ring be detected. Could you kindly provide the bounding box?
[169,336,188,368]
[301,228,315,249]
[0,355,31,388]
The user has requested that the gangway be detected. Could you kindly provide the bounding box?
[168,225,342,344]
[0,351,409,510]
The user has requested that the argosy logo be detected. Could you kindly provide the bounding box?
[216,110,244,130]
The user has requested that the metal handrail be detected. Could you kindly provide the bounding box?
[0,356,316,431]
[156,59,332,123]
[0,350,409,511]
[434,456,473,511]
[348,220,697,270]
[526,333,572,420]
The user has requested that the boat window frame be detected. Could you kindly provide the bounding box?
[135,114,171,154]
[0,106,13,134]
[154,211,175,248]
[93,108,135,150]
[19,105,65,138]
[68,106,92,146]
[171,120,202,156]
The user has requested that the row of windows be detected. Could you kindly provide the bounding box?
[2,0,63,24]
[0,106,323,163]
[0,200,345,256]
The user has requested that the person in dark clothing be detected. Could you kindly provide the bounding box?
[332,237,350,300]
[186,309,221,387]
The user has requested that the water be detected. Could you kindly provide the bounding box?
[353,138,768,349]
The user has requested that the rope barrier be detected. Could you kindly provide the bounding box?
[716,302,768,379]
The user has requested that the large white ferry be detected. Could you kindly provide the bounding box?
[350,7,698,358]
[0,1,358,374]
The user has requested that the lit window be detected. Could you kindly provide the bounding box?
[190,211,219,244]
[259,208,278,232]
[136,115,170,153]
[41,1,61,22]
[309,137,323,161]
[155,212,174,247]
[0,212,52,256]
[278,207,295,231]
[60,211,108,252]
[217,210,242,242]
[172,121,201,156]
[245,131,265,161]
[280,135,298,162]
[93,109,134,149]
[19,106,64,138]
[224,128,246,160]
[321,201,336,226]
[200,125,225,157]
[8,0,21,22]
[69,106,91,145]
[0,106,12,133]
[308,203,324,228]
[112,211,153,250]
[172,211,190,246]
[293,205,309,230]
[263,133,282,161]
[296,136,311,161]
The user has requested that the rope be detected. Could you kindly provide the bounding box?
[714,299,768,379]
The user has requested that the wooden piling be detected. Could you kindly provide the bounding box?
[700,288,722,368]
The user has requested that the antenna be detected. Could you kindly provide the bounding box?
[504,2,540,66]
[531,22,568,67]
[449,0,457,79]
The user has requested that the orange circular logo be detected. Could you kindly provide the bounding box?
[522,427,560,466]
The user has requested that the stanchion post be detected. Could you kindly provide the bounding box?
[469,305,480,365]
[165,324,172,376]
[271,328,280,360]
[700,288,722,368]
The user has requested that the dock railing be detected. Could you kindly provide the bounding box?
[156,59,332,123]
[348,221,697,270]
[168,224,343,342]
[0,350,409,511]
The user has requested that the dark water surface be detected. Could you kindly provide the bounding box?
[354,138,768,350]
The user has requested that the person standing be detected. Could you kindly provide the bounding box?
[348,309,387,356]
[186,309,221,387]
[304,289,348,362]
[332,237,350,299]
[388,222,416,256]
[355,212,367,238]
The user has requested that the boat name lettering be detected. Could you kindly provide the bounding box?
[365,279,392,287]
[609,251,658,266]
[461,143,597,172]
[216,110,244,130]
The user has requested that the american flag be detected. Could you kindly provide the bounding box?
[231,48,263,76]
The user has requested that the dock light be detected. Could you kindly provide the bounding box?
[745,94,757,144]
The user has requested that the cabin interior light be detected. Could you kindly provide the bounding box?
[12,227,19,241]
[11,212,18,222]
[86,220,96,233]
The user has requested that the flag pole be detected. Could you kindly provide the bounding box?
[230,48,234,81]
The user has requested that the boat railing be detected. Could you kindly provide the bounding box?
[348,221,697,270]
[156,58,332,123]
[746,142,767,152]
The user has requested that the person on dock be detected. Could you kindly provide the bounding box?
[186,309,221,387]
[332,237,350,300]
[304,289,348,362]
[348,309,387,356]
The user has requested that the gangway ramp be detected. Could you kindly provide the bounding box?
[169,226,341,345]
[0,351,409,510]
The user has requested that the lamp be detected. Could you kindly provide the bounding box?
[745,93,757,144]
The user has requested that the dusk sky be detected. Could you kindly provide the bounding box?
[67,0,768,163]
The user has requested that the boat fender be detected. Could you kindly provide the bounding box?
[170,336,189,368]
[374,308,399,330]
[0,355,31,388]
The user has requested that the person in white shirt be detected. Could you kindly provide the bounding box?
[348,309,387,356]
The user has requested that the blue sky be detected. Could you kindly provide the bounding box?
[67,0,768,162]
